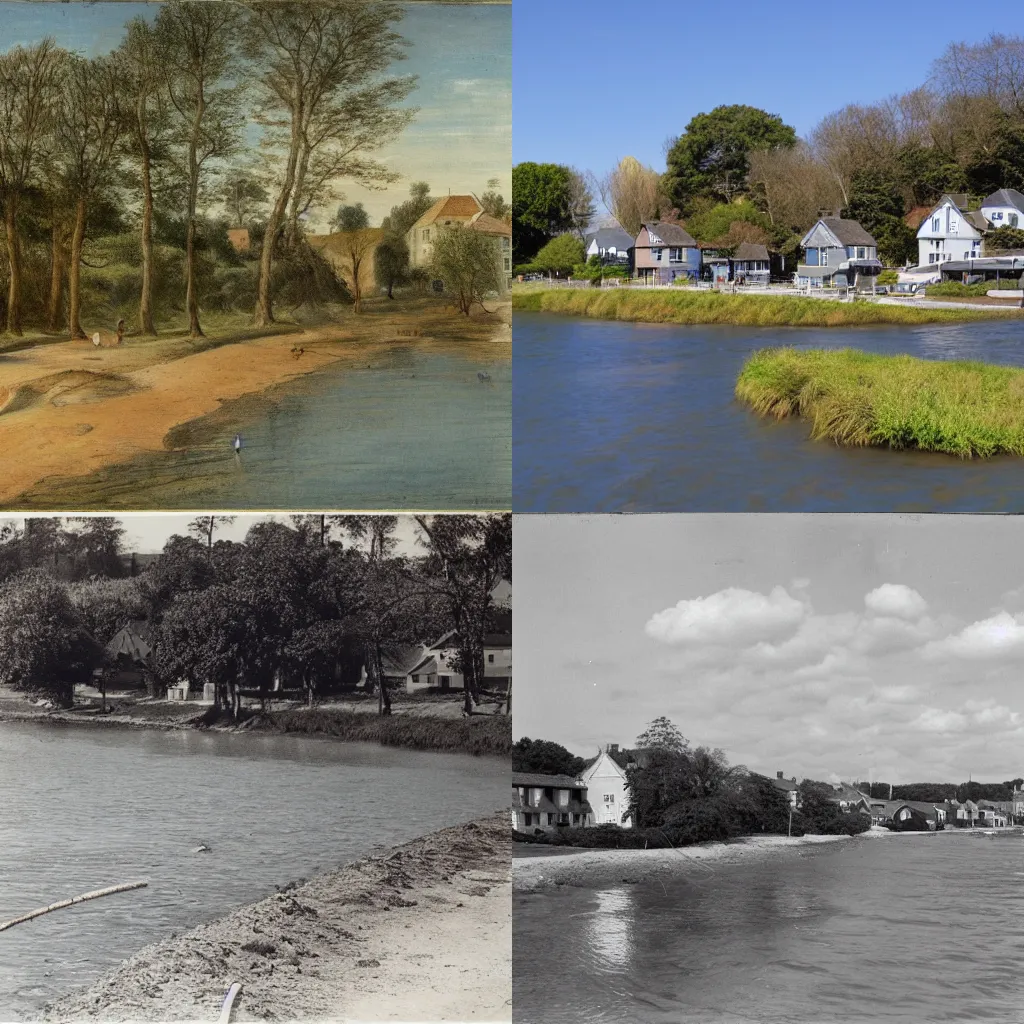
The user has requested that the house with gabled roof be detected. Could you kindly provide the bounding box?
[915,194,984,267]
[581,747,632,828]
[796,217,881,288]
[585,224,634,263]
[703,242,771,286]
[512,771,593,833]
[980,189,1024,231]
[632,222,701,284]
[406,193,511,294]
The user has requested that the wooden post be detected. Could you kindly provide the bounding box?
[0,881,147,932]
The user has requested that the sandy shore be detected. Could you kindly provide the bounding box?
[40,815,511,1024]
[0,300,509,507]
[513,828,907,892]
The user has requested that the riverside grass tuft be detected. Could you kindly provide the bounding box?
[736,347,1024,458]
[512,285,1020,327]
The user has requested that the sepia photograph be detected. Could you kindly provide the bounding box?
[513,1,1024,513]
[0,0,510,512]
[514,513,1024,1022]
[0,511,511,1022]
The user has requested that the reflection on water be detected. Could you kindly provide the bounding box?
[585,887,635,971]
[513,312,1024,512]
[513,836,1024,1023]
[0,722,508,1020]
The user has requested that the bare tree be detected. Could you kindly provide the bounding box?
[0,40,63,335]
[157,1,244,339]
[241,0,414,327]
[565,166,596,240]
[747,144,844,231]
[334,227,380,312]
[55,55,126,340]
[933,34,1024,117]
[602,156,662,237]
[188,515,236,551]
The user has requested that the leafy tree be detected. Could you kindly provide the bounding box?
[0,40,64,335]
[69,576,147,646]
[985,225,1024,251]
[0,570,100,703]
[188,515,236,552]
[62,517,127,580]
[796,781,871,835]
[635,716,689,753]
[513,737,587,777]
[664,105,797,213]
[684,199,771,245]
[512,161,572,263]
[428,225,501,314]
[156,0,245,339]
[242,0,413,326]
[221,171,269,228]
[334,202,370,232]
[380,180,433,238]
[531,233,585,277]
[373,235,409,298]
[842,168,917,266]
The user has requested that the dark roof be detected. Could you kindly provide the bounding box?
[586,226,634,250]
[820,217,878,247]
[895,801,944,817]
[983,188,1024,214]
[381,645,424,676]
[733,242,770,261]
[771,776,799,793]
[512,772,585,789]
[640,222,697,247]
[106,624,152,662]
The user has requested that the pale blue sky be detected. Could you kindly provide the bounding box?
[0,1,510,226]
[514,0,1015,180]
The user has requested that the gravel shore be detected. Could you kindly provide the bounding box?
[513,828,903,892]
[40,815,511,1023]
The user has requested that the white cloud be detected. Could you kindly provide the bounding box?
[910,708,968,733]
[864,584,928,620]
[644,586,807,646]
[923,612,1024,660]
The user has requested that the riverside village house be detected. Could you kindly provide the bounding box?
[796,216,881,289]
[585,224,634,264]
[406,193,513,295]
[512,772,594,833]
[632,222,701,284]
[581,745,632,827]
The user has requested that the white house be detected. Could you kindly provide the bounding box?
[581,748,632,828]
[584,225,633,263]
[915,195,984,267]
[980,188,1024,231]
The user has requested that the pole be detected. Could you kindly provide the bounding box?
[0,881,148,932]
[788,805,793,838]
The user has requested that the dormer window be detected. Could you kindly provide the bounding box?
[932,217,941,232]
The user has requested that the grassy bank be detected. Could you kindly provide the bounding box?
[245,706,512,756]
[736,347,1024,457]
[512,286,1020,326]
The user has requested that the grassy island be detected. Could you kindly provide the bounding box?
[513,286,1020,327]
[736,347,1024,457]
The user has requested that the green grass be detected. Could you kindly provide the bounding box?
[926,280,1021,298]
[736,347,1024,457]
[512,286,1021,327]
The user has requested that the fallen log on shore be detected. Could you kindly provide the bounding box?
[0,881,148,933]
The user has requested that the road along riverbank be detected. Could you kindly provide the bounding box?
[39,814,511,1023]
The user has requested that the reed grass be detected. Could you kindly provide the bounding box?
[257,707,512,756]
[736,347,1024,457]
[512,286,1019,327]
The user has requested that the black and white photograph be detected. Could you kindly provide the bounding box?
[0,512,511,1023]
[514,513,1024,1023]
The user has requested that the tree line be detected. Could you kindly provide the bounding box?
[513,34,1024,275]
[0,0,416,339]
[0,514,511,719]
[853,779,1024,803]
[514,717,869,848]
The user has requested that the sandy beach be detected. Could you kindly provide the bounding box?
[0,299,509,507]
[39,815,511,1024]
[512,828,910,892]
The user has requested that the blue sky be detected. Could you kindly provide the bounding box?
[514,0,1013,177]
[0,2,510,226]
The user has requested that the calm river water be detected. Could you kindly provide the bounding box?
[0,723,508,1020]
[513,835,1024,1023]
[513,312,1024,512]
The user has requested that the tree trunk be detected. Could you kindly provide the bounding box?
[5,197,22,336]
[285,141,310,249]
[138,115,156,336]
[375,645,391,716]
[46,220,66,333]
[67,195,88,340]
[351,255,363,313]
[185,100,205,339]
[504,676,511,715]
[256,111,303,328]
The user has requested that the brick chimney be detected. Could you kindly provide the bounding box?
[608,743,619,754]
[777,771,784,780]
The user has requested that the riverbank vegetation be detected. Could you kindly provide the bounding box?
[515,718,870,849]
[512,286,1015,327]
[0,514,512,733]
[736,347,1024,457]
